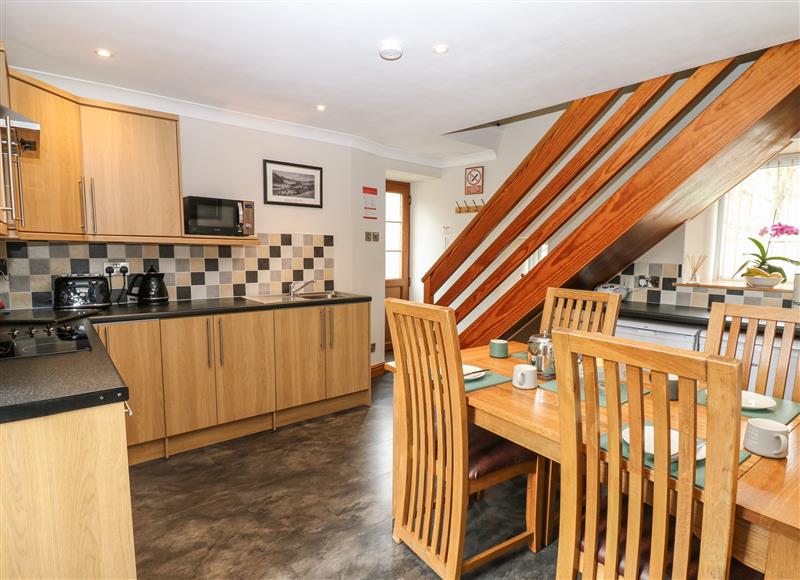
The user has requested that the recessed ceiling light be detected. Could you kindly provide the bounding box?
[379,40,403,61]
[94,48,113,59]
[316,104,327,111]
[432,44,449,55]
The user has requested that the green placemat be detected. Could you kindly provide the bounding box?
[464,371,511,392]
[539,379,634,407]
[697,389,800,424]
[599,427,750,490]
[511,352,528,360]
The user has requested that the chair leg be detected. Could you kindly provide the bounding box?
[526,456,549,552]
[544,462,561,545]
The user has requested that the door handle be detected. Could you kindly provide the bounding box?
[123,401,134,416]
[329,308,334,349]
[320,309,325,350]
[206,318,212,367]
[79,178,88,232]
[218,319,224,366]
[105,326,110,350]
[2,116,17,222]
[12,154,25,227]
[90,177,97,233]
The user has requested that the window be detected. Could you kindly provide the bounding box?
[716,152,800,281]
[385,191,404,280]
[523,241,549,274]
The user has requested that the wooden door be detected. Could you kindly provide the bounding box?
[10,76,85,234]
[81,105,182,237]
[160,316,218,435]
[96,320,166,445]
[274,306,326,410]
[214,311,276,423]
[325,303,370,398]
[385,180,411,351]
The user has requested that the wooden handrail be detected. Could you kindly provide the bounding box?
[421,89,618,302]
[435,73,674,308]
[458,40,800,346]
[451,57,734,322]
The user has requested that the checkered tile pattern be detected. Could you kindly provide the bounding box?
[608,262,793,309]
[0,233,334,310]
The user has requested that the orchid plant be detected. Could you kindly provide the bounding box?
[734,222,800,282]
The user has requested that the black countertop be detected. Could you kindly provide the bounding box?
[0,293,372,424]
[618,302,712,326]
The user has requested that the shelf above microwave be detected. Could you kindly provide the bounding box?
[10,231,260,246]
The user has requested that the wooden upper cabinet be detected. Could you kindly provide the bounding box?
[96,320,166,445]
[275,306,327,410]
[325,303,370,398]
[160,316,218,436]
[0,45,9,235]
[9,76,85,234]
[80,105,182,237]
[214,311,276,423]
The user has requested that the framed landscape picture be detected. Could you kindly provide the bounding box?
[263,160,323,208]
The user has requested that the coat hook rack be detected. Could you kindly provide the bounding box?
[455,198,486,214]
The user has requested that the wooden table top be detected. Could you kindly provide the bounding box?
[460,341,800,533]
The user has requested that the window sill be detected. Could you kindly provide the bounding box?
[675,280,794,293]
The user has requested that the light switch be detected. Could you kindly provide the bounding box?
[365,232,373,242]
[372,232,380,242]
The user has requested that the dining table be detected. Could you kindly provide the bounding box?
[386,340,800,578]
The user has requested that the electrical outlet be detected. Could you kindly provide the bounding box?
[372,232,380,242]
[370,342,376,353]
[103,262,130,275]
[365,232,373,242]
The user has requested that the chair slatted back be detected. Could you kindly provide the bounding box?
[705,303,800,401]
[553,329,742,580]
[386,298,469,578]
[540,288,622,336]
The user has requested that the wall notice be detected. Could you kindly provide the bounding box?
[465,166,484,195]
[362,186,378,220]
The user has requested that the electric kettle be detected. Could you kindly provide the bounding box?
[127,266,169,304]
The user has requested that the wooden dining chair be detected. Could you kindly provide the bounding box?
[539,287,623,544]
[540,287,622,336]
[553,329,742,579]
[386,298,537,580]
[705,302,800,401]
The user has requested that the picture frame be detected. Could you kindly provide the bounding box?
[263,159,323,208]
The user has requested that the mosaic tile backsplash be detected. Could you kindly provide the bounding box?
[0,234,334,310]
[608,262,794,309]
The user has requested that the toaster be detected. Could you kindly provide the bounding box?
[53,275,112,310]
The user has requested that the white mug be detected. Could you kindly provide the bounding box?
[512,364,537,390]
[744,418,789,458]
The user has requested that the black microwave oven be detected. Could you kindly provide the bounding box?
[183,196,255,236]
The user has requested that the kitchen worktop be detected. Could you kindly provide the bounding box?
[0,321,128,424]
[618,302,713,326]
[0,293,371,424]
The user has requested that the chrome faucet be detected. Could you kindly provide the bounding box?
[289,280,314,297]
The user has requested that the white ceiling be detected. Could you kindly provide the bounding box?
[1,1,798,162]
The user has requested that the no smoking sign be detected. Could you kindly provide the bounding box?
[464,165,484,195]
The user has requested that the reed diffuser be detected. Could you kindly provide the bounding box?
[686,254,706,283]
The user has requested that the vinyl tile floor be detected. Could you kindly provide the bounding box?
[130,374,557,579]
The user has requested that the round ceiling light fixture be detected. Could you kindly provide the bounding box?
[432,44,449,55]
[94,48,113,58]
[379,39,403,61]
[316,104,327,111]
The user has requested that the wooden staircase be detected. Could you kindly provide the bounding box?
[422,40,800,347]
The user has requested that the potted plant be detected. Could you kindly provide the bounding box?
[734,222,800,287]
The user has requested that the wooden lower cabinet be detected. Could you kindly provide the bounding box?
[0,403,137,579]
[326,302,370,398]
[214,311,276,423]
[160,315,218,436]
[275,306,327,410]
[96,320,166,445]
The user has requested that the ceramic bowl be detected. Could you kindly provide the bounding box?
[744,276,782,288]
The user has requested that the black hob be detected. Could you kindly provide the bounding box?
[0,322,91,360]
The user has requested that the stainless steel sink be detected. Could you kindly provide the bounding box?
[294,291,343,300]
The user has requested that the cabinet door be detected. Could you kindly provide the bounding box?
[0,47,10,235]
[160,316,218,435]
[97,320,166,445]
[10,77,85,234]
[274,306,326,410]
[214,311,276,423]
[325,303,370,398]
[80,105,182,237]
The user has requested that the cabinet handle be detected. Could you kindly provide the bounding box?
[89,177,97,234]
[320,309,325,350]
[12,154,25,227]
[329,308,334,349]
[105,327,110,349]
[206,318,212,367]
[123,401,134,416]
[2,116,17,222]
[218,319,224,366]
[79,178,88,232]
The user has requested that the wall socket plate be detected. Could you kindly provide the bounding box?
[372,232,380,242]
[370,342,376,353]
[365,232,373,242]
[103,262,130,276]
